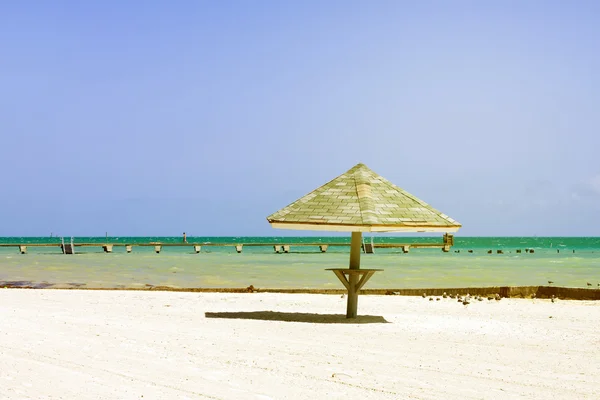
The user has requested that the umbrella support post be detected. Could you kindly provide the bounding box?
[347,274,358,318]
[327,268,382,318]
[348,231,361,318]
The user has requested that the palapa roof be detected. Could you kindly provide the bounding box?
[267,163,461,232]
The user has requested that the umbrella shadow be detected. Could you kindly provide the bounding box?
[205,311,388,324]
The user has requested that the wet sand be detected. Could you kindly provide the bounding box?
[1,289,599,399]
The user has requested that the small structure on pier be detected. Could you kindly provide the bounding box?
[60,237,75,254]
[363,237,375,254]
[267,163,461,318]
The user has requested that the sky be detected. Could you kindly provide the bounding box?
[1,1,599,237]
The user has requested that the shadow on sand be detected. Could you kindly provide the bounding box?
[205,311,388,324]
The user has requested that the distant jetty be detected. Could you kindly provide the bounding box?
[1,240,453,254]
[0,233,562,256]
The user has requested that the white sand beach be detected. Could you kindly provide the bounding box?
[1,289,599,399]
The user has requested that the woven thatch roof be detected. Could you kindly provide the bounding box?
[267,163,461,232]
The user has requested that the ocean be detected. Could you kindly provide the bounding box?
[0,236,599,290]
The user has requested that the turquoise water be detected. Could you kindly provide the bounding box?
[0,237,599,289]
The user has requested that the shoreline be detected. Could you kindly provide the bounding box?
[2,284,600,300]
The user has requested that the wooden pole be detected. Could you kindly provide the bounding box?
[346,231,362,318]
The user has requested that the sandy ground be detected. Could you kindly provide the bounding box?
[0,290,599,400]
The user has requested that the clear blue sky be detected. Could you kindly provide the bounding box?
[1,1,599,237]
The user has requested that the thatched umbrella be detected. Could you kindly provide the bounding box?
[267,163,461,318]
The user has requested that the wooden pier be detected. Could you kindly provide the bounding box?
[0,241,454,254]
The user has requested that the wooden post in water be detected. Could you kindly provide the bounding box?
[346,231,362,318]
